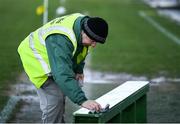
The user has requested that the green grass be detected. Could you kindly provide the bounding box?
[0,0,59,109]
[65,0,180,78]
[1,0,180,95]
[0,95,9,111]
[0,0,38,90]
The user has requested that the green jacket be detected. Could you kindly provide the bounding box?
[45,16,88,105]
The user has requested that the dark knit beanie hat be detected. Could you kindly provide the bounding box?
[82,17,108,44]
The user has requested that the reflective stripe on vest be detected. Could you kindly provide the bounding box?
[29,32,51,75]
[30,25,78,76]
[38,25,77,55]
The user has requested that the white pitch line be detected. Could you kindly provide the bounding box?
[138,11,180,45]
[0,96,20,123]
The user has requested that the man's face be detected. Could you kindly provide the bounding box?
[81,31,97,48]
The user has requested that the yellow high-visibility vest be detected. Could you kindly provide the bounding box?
[18,13,88,88]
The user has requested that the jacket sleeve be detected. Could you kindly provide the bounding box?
[45,34,87,105]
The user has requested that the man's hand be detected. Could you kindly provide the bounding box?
[81,100,102,112]
[75,73,84,87]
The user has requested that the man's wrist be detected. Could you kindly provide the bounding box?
[78,98,88,106]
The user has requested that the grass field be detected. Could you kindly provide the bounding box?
[0,0,180,108]
[65,0,180,78]
[0,0,59,109]
[0,0,60,89]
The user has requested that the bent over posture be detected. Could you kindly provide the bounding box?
[18,13,108,123]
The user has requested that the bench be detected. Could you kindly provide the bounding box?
[73,81,149,123]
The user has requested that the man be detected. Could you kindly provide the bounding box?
[18,13,108,123]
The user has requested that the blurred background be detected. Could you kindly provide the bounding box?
[0,0,180,123]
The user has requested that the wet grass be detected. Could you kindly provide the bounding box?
[147,82,180,122]
[1,0,179,92]
[1,0,180,122]
[7,100,22,123]
[0,95,9,111]
[0,0,59,113]
[65,0,180,78]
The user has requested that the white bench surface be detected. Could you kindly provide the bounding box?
[74,81,149,115]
